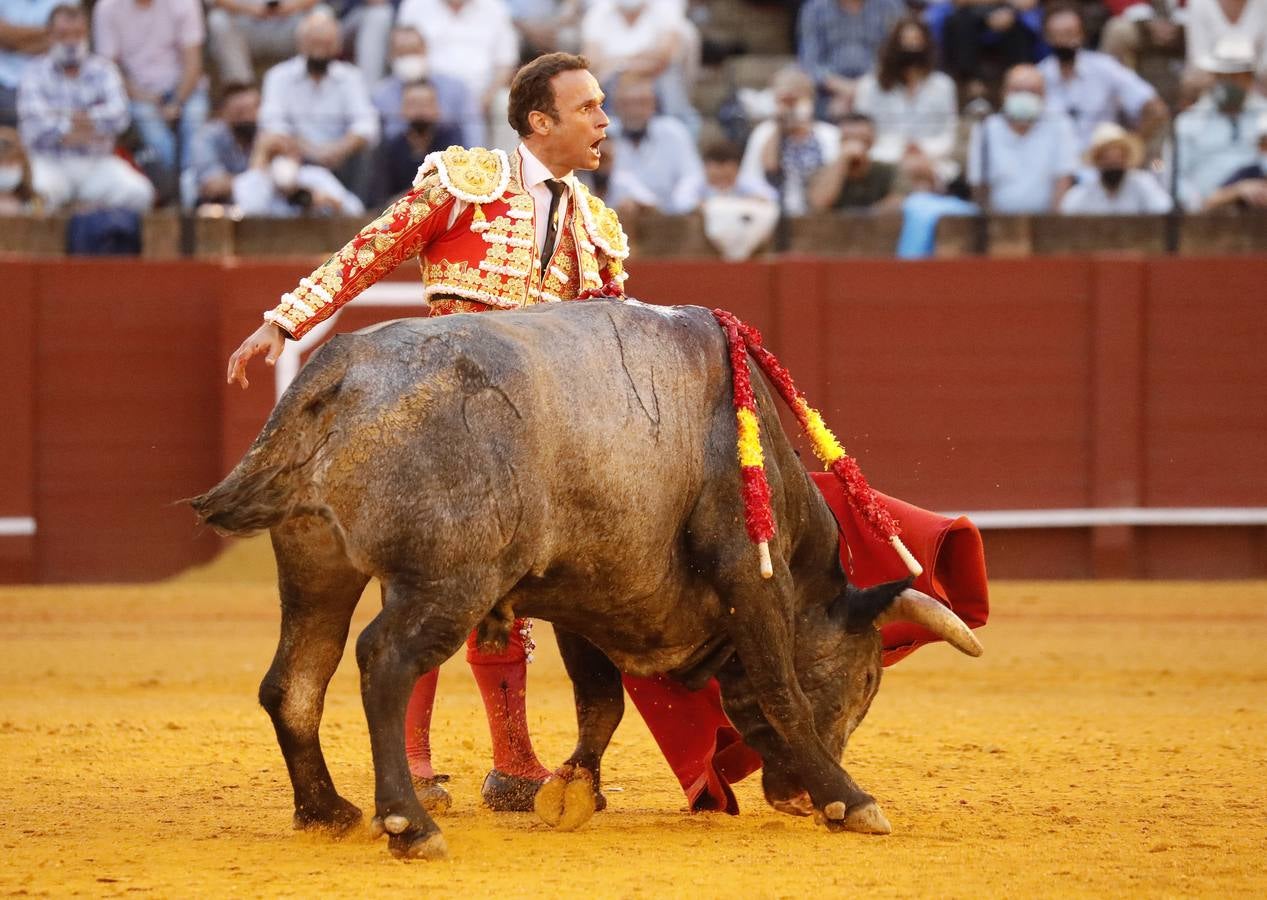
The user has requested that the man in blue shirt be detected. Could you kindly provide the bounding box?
[0,0,61,126]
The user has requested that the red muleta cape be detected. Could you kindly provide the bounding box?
[622,473,989,813]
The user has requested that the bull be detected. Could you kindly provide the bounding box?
[190,299,982,860]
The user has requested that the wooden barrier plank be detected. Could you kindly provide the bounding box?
[0,264,37,582]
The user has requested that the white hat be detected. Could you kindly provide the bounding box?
[1200,35,1258,74]
[1085,122,1144,168]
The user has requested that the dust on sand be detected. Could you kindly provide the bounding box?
[1,539,1265,897]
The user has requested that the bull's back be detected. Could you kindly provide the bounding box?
[315,301,731,576]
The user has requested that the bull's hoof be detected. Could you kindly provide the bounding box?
[534,765,597,832]
[768,791,813,817]
[388,827,449,861]
[292,797,363,837]
[412,774,453,816]
[817,800,892,835]
[481,769,545,813]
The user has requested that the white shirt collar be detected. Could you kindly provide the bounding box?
[517,143,574,191]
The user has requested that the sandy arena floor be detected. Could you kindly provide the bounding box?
[1,538,1265,897]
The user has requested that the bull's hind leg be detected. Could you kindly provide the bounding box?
[355,573,493,860]
[260,521,369,835]
[534,628,624,831]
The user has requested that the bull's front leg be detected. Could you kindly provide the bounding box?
[355,573,490,860]
[716,570,889,835]
[534,627,624,831]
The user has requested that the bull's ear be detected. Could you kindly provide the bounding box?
[830,577,914,633]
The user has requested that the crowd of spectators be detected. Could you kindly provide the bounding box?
[1,0,1266,244]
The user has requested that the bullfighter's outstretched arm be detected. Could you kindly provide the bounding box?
[264,174,458,340]
[226,174,456,388]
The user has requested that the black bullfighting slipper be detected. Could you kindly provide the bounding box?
[480,769,546,812]
[411,773,452,815]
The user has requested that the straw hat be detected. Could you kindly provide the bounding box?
[1085,122,1144,168]
[1199,34,1257,75]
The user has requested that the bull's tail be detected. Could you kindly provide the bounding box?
[188,431,334,535]
[187,336,352,536]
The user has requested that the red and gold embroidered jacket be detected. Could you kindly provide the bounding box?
[264,145,631,339]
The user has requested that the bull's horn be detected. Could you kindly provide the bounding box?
[876,588,983,657]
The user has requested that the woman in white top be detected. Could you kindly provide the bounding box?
[854,16,960,184]
[1187,0,1267,76]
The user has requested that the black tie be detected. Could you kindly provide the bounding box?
[542,178,566,265]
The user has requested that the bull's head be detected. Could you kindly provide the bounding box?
[733,578,983,817]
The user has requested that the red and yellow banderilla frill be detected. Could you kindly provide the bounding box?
[711,309,923,580]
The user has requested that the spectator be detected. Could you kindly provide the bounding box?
[367,80,462,206]
[1100,0,1186,72]
[739,65,841,217]
[1060,121,1173,213]
[91,0,207,177]
[939,0,1041,90]
[855,16,960,184]
[0,0,60,126]
[797,0,904,119]
[1174,35,1267,199]
[1187,0,1267,78]
[189,82,259,206]
[332,0,393,83]
[17,4,154,211]
[967,63,1078,212]
[510,0,582,56]
[1039,3,1166,152]
[699,138,777,202]
[808,112,903,211]
[606,74,704,215]
[581,0,700,129]
[895,153,980,258]
[258,11,379,196]
[1202,111,1267,209]
[233,129,364,215]
[396,0,518,121]
[206,0,320,87]
[0,124,39,210]
[371,25,481,146]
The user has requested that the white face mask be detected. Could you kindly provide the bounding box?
[269,155,300,192]
[1002,90,1044,123]
[51,39,89,69]
[0,163,23,192]
[391,54,429,85]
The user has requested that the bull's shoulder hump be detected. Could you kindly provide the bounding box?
[415,146,511,204]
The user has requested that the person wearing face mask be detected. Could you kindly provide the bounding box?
[605,73,704,216]
[206,0,322,88]
[232,128,364,215]
[257,10,379,198]
[966,63,1078,213]
[371,25,481,147]
[188,82,261,207]
[368,80,463,206]
[855,16,960,185]
[1173,34,1267,201]
[1059,121,1173,214]
[0,124,39,211]
[579,0,700,131]
[1202,111,1267,209]
[396,0,519,121]
[1038,3,1167,153]
[15,4,155,211]
[739,64,841,217]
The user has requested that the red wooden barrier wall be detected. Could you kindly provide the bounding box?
[2,255,1264,583]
